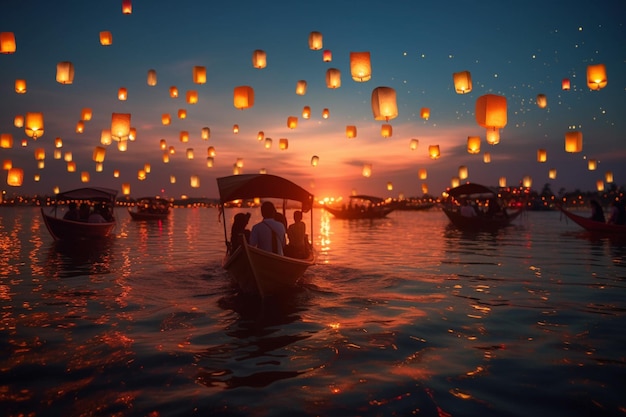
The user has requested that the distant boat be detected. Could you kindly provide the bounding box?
[442,183,523,231]
[128,197,170,221]
[41,187,117,241]
[395,201,436,211]
[217,174,316,298]
[557,205,626,235]
[324,195,396,219]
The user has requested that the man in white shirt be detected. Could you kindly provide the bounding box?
[249,201,286,255]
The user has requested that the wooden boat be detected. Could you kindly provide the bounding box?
[442,183,523,231]
[324,195,396,219]
[557,205,626,235]
[128,197,170,220]
[217,174,316,298]
[41,187,117,241]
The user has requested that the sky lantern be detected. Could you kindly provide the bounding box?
[475,94,507,145]
[186,148,194,160]
[371,87,398,121]
[387,182,393,191]
[410,138,419,150]
[236,158,244,168]
[81,172,90,183]
[179,131,189,143]
[169,145,176,155]
[308,31,322,50]
[118,87,127,100]
[323,50,332,62]
[537,148,547,162]
[467,136,481,154]
[177,109,187,119]
[207,146,216,157]
[257,131,264,141]
[100,129,112,145]
[162,152,170,163]
[587,64,607,90]
[0,32,16,54]
[302,106,311,119]
[7,168,23,186]
[206,157,214,167]
[193,66,206,84]
[499,176,507,187]
[111,113,131,141]
[420,108,430,120]
[453,71,472,94]
[279,139,289,150]
[162,113,171,125]
[346,125,357,138]
[450,177,460,188]
[118,139,128,151]
[233,86,254,109]
[264,138,272,149]
[99,31,112,45]
[147,69,157,86]
[418,168,427,180]
[137,169,146,181]
[287,116,298,129]
[536,94,547,108]
[428,145,440,159]
[605,171,613,183]
[322,108,329,119]
[362,164,372,178]
[311,155,319,167]
[121,183,130,195]
[458,165,468,180]
[34,148,45,162]
[15,79,26,94]
[169,86,178,98]
[54,137,63,148]
[381,124,392,138]
[93,146,106,163]
[56,61,75,84]
[201,127,210,140]
[561,78,570,90]
[252,50,267,68]
[421,183,428,195]
[587,158,597,171]
[0,134,13,149]
[76,121,84,134]
[522,176,532,188]
[548,169,557,179]
[350,51,372,82]
[53,149,61,159]
[81,108,92,121]
[33,173,40,182]
[186,90,198,104]
[122,0,132,14]
[25,112,44,139]
[295,80,307,95]
[596,180,605,192]
[113,169,120,178]
[66,161,76,172]
[21,139,27,147]
[483,152,491,163]
[64,152,72,162]
[14,115,24,128]
[326,68,341,88]
[233,124,239,134]
[565,131,582,152]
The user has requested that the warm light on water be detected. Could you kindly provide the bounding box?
[1,207,625,416]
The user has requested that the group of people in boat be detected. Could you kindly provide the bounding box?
[229,201,311,259]
[459,198,508,218]
[63,202,114,223]
[590,199,626,225]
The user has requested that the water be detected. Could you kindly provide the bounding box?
[1,207,625,417]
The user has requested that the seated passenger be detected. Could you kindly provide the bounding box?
[230,212,251,253]
[286,210,308,258]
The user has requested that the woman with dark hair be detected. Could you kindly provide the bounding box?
[230,212,251,253]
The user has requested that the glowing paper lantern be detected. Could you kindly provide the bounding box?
[264,138,272,149]
[295,80,307,95]
[168,146,175,155]
[3,160,12,170]
[170,176,176,184]
[0,32,16,54]
[113,169,120,178]
[129,127,136,140]
[587,64,607,90]
[186,148,194,160]
[418,168,427,180]
[362,164,372,178]
[34,174,40,182]
[323,50,332,62]
[499,177,507,187]
[451,177,460,188]
[162,152,170,163]
[564,131,582,153]
[14,115,24,128]
[428,145,440,159]
[233,125,239,134]
[15,79,26,94]
[346,125,357,138]
[410,139,419,150]
[252,49,267,68]
[311,155,319,166]
[605,171,613,183]
[549,169,557,179]
[537,149,547,162]
[308,31,322,50]
[99,31,112,45]
[100,129,111,145]
[54,149,61,159]
[54,137,63,148]
[207,146,216,157]
[322,108,330,119]
[453,71,472,94]
[257,131,264,141]
[111,113,131,141]
[81,172,90,183]
[287,116,298,129]
[458,165,468,180]
[21,139,27,147]
[279,139,289,150]
[147,69,157,86]
[34,148,45,161]
[186,90,198,104]
[562,78,570,90]
[177,109,186,119]
[122,0,132,14]
[0,134,13,148]
[67,161,76,172]
[122,183,130,195]
[467,136,481,154]
[596,180,605,192]
[523,176,532,188]
[371,87,398,121]
[421,184,428,195]
[118,87,127,100]
[81,108,92,121]
[420,108,430,120]
[326,68,341,88]
[93,146,106,163]
[236,158,244,168]
[64,152,72,162]
[76,121,84,134]
[117,139,128,152]
[169,86,178,98]
[233,86,254,109]
[201,127,210,140]
[193,66,206,84]
[25,112,44,139]
[179,131,189,143]
[536,94,547,109]
[162,114,171,125]
[476,94,507,145]
[302,106,311,119]
[587,159,597,171]
[381,124,392,138]
[350,52,371,82]
[206,157,214,167]
[137,169,146,180]
[387,182,393,191]
[483,152,491,163]
[7,168,23,186]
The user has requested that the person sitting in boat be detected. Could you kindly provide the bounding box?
[589,200,606,223]
[460,200,477,217]
[249,201,286,255]
[63,202,80,221]
[230,212,251,253]
[607,200,625,225]
[87,203,108,223]
[285,210,307,258]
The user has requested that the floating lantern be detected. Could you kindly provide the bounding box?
[322,108,330,119]
[99,31,112,45]
[15,79,26,94]
[410,138,419,150]
[483,152,491,163]
[170,175,176,184]
[193,66,206,84]
[137,169,146,180]
[458,165,468,180]
[168,146,175,155]
[206,157,214,167]
[233,86,254,109]
[81,108,92,121]
[420,108,430,120]
[236,158,244,168]
[421,183,429,195]
[113,169,120,178]
[453,71,472,94]
[14,115,24,128]
[169,86,178,98]
[64,152,72,162]
[179,131,189,143]
[428,145,440,159]
[81,171,90,183]
[467,136,481,154]
[346,125,357,138]
[37,160,44,169]
[233,124,239,134]
[536,94,547,109]
[499,176,507,188]
[264,138,272,149]
[0,134,13,148]
[295,80,307,95]
[587,159,597,171]
[207,146,216,157]
[76,121,84,134]
[302,106,311,119]
[122,0,132,14]
[381,124,392,138]
[144,162,151,173]
[387,182,393,191]
[93,146,106,163]
[67,161,76,172]
[537,149,547,163]
[162,152,170,163]
[549,169,557,179]
[201,127,210,140]
[162,113,171,125]
[147,69,157,86]
[118,87,127,100]
[34,148,45,162]
[186,148,194,160]
[451,177,460,188]
[308,31,322,50]
[0,32,16,54]
[95,162,103,172]
[252,49,267,68]
[53,186,60,194]
[257,131,264,141]
[418,168,427,180]
[34,174,40,182]
[54,149,61,159]
[311,155,319,166]
[326,68,341,88]
[565,131,582,153]
[7,168,23,186]
[605,171,613,183]
[350,51,371,82]
[111,113,130,141]
[287,116,298,129]
[362,164,372,178]
[159,139,167,150]
[233,165,241,175]
[100,129,111,145]
[186,90,198,104]
[476,94,507,145]
[279,139,289,150]
[54,137,62,148]
[587,64,607,90]
[21,139,27,147]
[596,180,605,192]
[371,87,398,121]
[561,78,570,90]
[523,176,532,188]
[25,112,44,139]
[122,183,130,195]
[323,50,332,62]
[177,109,186,119]
[117,139,128,151]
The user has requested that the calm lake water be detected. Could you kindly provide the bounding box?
[1,206,625,417]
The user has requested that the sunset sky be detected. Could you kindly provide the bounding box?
[1,0,624,200]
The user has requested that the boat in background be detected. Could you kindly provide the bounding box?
[324,195,396,219]
[41,187,117,241]
[217,174,316,298]
[442,183,523,231]
[557,205,626,235]
[128,197,170,221]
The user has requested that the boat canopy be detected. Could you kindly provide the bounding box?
[446,183,495,200]
[217,174,314,210]
[55,187,118,202]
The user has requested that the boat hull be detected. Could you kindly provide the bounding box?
[41,208,116,241]
[442,207,522,231]
[558,206,626,235]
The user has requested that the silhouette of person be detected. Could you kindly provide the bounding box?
[286,210,307,258]
[63,202,80,221]
[249,201,286,255]
[230,212,251,253]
